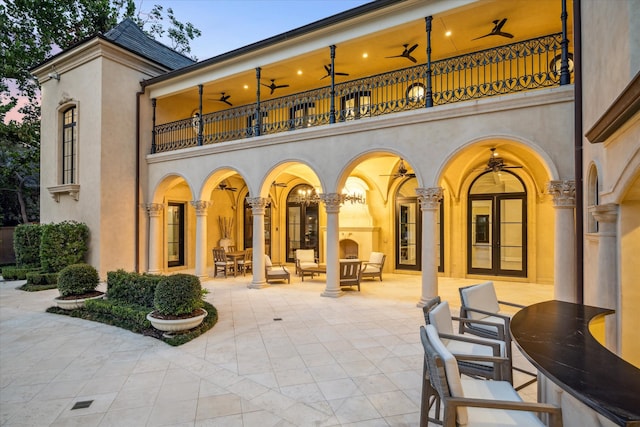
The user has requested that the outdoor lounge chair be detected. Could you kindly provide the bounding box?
[265,254,290,284]
[360,252,386,281]
[295,249,318,276]
[419,324,563,427]
[339,259,362,291]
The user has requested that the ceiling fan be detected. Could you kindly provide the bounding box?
[216,182,237,192]
[320,64,349,80]
[386,43,419,63]
[271,181,287,188]
[380,159,416,179]
[262,79,289,95]
[482,148,523,173]
[472,18,514,40]
[211,92,232,106]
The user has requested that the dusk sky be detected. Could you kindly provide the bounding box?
[145,0,372,60]
[5,0,372,122]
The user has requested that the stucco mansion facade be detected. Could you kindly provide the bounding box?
[33,0,639,365]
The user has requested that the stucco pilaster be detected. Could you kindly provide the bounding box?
[320,193,343,298]
[416,187,443,307]
[190,200,211,279]
[145,203,164,274]
[247,197,270,288]
[548,180,577,302]
[589,203,619,351]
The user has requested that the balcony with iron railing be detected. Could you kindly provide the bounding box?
[152,33,571,154]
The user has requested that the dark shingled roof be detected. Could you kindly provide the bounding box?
[103,19,195,70]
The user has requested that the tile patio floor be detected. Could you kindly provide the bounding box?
[0,272,552,426]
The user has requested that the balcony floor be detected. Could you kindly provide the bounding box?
[0,273,552,426]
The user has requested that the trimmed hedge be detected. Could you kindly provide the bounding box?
[14,224,42,268]
[106,270,162,307]
[26,271,58,286]
[2,266,40,280]
[57,263,99,296]
[40,221,89,273]
[154,274,203,316]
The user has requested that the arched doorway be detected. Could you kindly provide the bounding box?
[467,171,527,277]
[286,184,319,262]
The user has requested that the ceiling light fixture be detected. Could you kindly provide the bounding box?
[445,30,452,37]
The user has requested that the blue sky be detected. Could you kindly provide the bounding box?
[151,0,372,60]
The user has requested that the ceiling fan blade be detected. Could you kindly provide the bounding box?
[495,18,507,32]
[386,54,404,59]
[498,32,514,38]
[408,55,417,63]
[407,43,418,53]
[275,84,289,89]
[223,100,232,106]
[472,33,492,41]
[336,72,349,76]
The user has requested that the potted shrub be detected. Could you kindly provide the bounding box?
[146,274,207,333]
[54,263,104,310]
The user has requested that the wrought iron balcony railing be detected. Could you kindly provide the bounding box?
[153,33,567,154]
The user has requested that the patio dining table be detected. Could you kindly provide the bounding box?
[225,250,245,277]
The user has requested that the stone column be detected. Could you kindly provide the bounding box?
[548,180,577,302]
[190,200,211,279]
[416,187,443,307]
[320,193,343,298]
[589,203,619,351]
[145,203,164,274]
[247,197,270,289]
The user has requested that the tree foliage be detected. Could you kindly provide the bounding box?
[1,0,201,115]
[0,1,200,225]
[0,118,40,225]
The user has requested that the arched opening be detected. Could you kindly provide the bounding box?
[467,170,527,277]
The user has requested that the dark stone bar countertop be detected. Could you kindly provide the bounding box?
[511,300,640,426]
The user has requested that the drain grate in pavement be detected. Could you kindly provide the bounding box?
[71,400,93,410]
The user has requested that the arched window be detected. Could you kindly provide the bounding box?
[62,107,77,184]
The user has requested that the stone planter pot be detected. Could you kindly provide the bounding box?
[54,292,105,310]
[147,309,207,332]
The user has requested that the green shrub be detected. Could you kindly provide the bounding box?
[2,266,40,280]
[40,221,90,273]
[153,274,203,316]
[57,263,99,296]
[106,270,162,307]
[26,271,58,286]
[85,298,152,330]
[13,224,42,268]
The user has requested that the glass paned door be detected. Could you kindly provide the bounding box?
[396,199,420,270]
[467,171,527,277]
[499,198,524,273]
[167,202,184,267]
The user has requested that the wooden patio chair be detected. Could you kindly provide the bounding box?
[212,247,234,278]
[419,324,562,427]
[237,248,253,276]
[339,259,362,291]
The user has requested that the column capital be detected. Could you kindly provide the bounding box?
[143,203,164,217]
[320,193,342,213]
[190,200,211,215]
[589,203,618,223]
[547,180,576,207]
[416,187,443,210]
[246,197,270,214]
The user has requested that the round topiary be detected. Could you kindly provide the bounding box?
[153,274,203,316]
[57,263,100,297]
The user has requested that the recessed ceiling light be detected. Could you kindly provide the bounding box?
[362,52,368,58]
[445,30,452,37]
[297,70,303,75]
[243,84,249,89]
